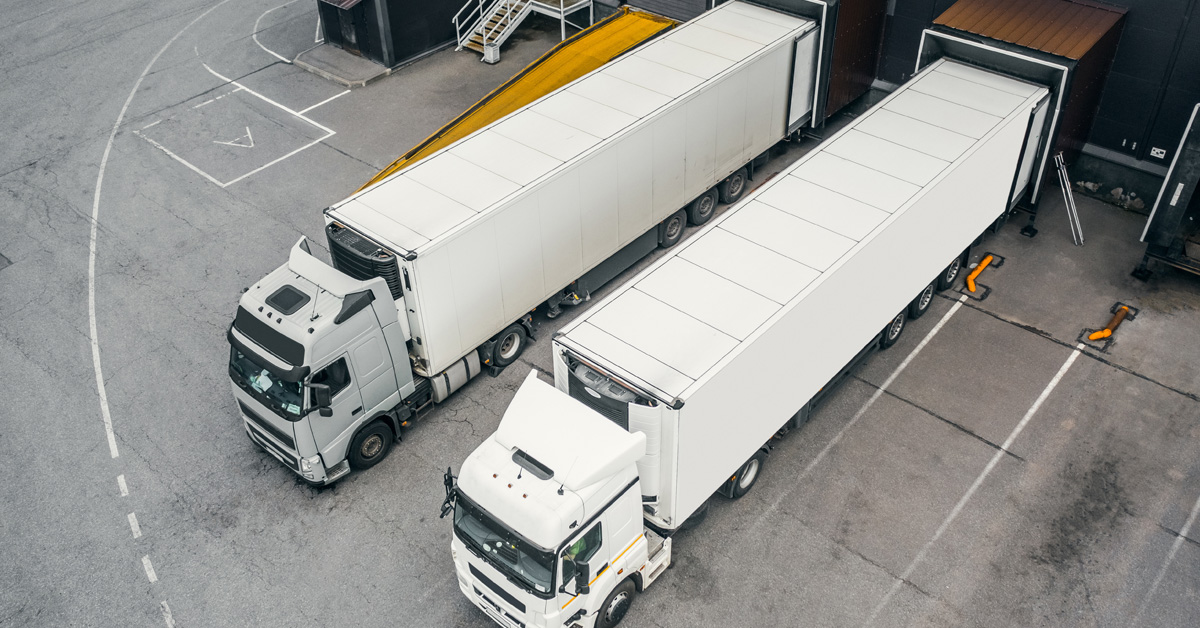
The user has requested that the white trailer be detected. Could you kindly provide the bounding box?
[445,57,1051,628]
[229,1,830,485]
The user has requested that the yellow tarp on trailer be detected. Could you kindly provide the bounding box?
[358,8,674,191]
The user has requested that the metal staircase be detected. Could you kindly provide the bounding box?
[454,0,593,64]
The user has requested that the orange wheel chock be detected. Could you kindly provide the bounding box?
[1088,306,1129,341]
[966,254,994,293]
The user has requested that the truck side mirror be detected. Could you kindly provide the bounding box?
[310,383,333,416]
[573,560,590,595]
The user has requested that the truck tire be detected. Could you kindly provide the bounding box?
[879,310,907,350]
[492,323,527,367]
[596,578,636,628]
[349,421,393,470]
[659,209,687,248]
[730,450,766,499]
[908,282,935,319]
[936,255,964,291]
[686,188,718,226]
[718,167,748,204]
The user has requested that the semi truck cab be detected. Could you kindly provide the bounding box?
[229,237,418,484]
[444,371,672,628]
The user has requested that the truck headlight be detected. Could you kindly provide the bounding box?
[299,454,322,479]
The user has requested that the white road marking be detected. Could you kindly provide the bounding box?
[863,344,1084,627]
[194,86,244,109]
[297,89,350,115]
[213,126,255,148]
[128,512,142,539]
[200,63,334,133]
[748,295,968,533]
[142,555,158,583]
[141,119,163,130]
[253,0,303,63]
[133,130,227,187]
[1130,490,1200,626]
[315,15,323,43]
[89,0,233,460]
[135,63,336,188]
[91,4,236,626]
[160,601,176,628]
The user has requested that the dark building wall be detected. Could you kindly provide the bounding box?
[386,0,457,65]
[878,0,1200,173]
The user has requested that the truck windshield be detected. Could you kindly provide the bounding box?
[228,347,303,419]
[454,494,554,597]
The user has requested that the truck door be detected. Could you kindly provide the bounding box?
[786,28,821,135]
[557,522,609,615]
[306,355,365,462]
[1010,95,1050,207]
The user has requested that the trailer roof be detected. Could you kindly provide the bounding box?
[559,59,1047,402]
[326,1,813,254]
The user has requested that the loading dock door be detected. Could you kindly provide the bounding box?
[787,29,820,134]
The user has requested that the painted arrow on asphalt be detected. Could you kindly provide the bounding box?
[214,126,254,148]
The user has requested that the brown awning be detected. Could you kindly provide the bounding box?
[934,0,1125,60]
[319,0,364,9]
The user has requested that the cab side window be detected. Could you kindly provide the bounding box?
[560,523,602,586]
[309,357,351,403]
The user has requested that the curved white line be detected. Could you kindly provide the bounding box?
[253,0,303,63]
[89,0,236,459]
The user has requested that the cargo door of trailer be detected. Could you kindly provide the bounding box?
[786,28,821,134]
[1010,94,1051,207]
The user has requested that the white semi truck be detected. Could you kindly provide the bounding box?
[443,56,1053,628]
[228,0,834,485]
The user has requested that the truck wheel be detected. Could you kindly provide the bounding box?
[718,167,748,204]
[879,310,907,350]
[349,421,393,470]
[596,578,636,628]
[687,188,718,226]
[492,323,527,368]
[936,256,963,291]
[659,209,687,248]
[730,450,766,499]
[908,282,935,319]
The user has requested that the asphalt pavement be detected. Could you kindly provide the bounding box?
[1,2,1198,628]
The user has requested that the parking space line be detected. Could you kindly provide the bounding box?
[297,89,350,115]
[864,344,1084,627]
[135,63,337,188]
[133,130,228,187]
[1130,490,1200,627]
[222,137,328,186]
[200,62,334,133]
[749,295,969,534]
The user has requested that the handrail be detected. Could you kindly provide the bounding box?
[482,0,527,46]
[452,0,488,48]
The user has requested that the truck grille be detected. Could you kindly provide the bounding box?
[326,222,404,300]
